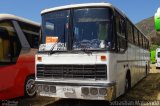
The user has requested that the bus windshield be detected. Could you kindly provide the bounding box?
[42,10,69,51]
[41,7,113,51]
[73,8,113,50]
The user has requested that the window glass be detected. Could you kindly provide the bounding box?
[143,37,146,49]
[127,21,134,43]
[19,22,40,48]
[42,10,70,51]
[116,12,127,52]
[116,15,125,37]
[0,21,21,63]
[141,35,145,48]
[158,52,160,58]
[134,28,139,46]
[139,33,142,47]
[146,39,148,49]
[73,8,113,50]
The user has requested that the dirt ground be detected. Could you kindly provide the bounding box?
[3,64,160,106]
[117,64,160,101]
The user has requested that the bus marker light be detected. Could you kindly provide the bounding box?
[37,56,42,61]
[101,56,107,61]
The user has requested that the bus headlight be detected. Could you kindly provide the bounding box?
[37,85,42,92]
[81,87,89,95]
[43,85,49,92]
[99,88,107,95]
[50,86,56,93]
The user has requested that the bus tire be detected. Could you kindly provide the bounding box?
[125,71,131,93]
[24,76,36,97]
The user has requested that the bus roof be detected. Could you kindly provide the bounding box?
[41,3,113,14]
[0,14,40,26]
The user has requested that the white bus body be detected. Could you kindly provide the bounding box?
[156,48,160,68]
[35,3,150,101]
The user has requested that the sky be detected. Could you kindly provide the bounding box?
[0,0,160,24]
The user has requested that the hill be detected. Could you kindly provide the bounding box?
[136,16,160,45]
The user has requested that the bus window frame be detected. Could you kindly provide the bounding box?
[12,20,30,48]
[18,21,40,49]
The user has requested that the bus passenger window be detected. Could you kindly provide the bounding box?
[0,27,10,62]
[116,13,127,52]
[127,21,134,43]
[18,22,40,48]
[0,21,21,64]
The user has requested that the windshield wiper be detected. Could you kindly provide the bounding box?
[49,25,66,54]
[49,34,65,54]
[80,46,92,55]
[81,48,92,54]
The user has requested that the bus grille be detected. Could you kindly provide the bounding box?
[36,64,107,80]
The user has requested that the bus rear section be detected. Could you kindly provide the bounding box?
[156,48,160,68]
[0,14,40,100]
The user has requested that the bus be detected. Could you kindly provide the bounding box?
[154,8,160,67]
[0,14,40,100]
[35,3,150,101]
[156,48,160,68]
[155,8,160,31]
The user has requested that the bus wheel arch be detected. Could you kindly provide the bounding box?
[24,74,36,97]
[125,70,131,93]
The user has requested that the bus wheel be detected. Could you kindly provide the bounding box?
[125,73,131,93]
[24,76,36,97]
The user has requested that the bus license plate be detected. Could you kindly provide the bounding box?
[63,87,75,94]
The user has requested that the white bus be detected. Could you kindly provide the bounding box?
[35,3,150,101]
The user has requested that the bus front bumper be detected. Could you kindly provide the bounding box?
[35,81,116,101]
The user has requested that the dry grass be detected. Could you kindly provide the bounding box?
[118,64,160,101]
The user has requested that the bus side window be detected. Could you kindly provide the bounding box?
[0,27,10,63]
[127,21,134,44]
[0,21,21,64]
[18,22,40,48]
[116,12,127,52]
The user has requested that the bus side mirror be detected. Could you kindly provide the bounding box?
[0,27,9,39]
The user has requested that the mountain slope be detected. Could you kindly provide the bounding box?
[136,16,160,45]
